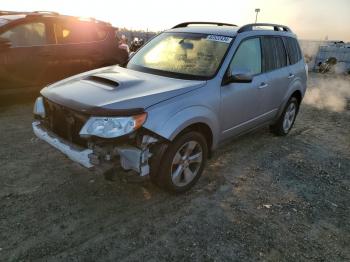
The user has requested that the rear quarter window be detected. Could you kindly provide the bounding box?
[283,37,302,64]
[95,26,108,41]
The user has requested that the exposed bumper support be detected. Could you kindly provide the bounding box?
[117,146,150,176]
[32,121,94,168]
[33,121,158,177]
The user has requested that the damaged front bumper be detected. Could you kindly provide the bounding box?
[33,121,94,168]
[32,121,158,176]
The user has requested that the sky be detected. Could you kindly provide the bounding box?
[1,0,349,41]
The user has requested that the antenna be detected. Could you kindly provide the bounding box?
[255,8,261,23]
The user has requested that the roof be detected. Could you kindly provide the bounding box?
[167,26,239,37]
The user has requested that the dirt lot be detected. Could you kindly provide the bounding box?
[0,73,349,261]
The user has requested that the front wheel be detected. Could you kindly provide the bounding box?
[270,97,299,136]
[154,131,208,193]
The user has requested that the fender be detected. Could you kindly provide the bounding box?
[144,105,220,150]
[275,76,305,120]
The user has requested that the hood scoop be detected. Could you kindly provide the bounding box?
[82,75,119,90]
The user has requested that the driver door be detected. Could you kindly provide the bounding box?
[220,37,268,139]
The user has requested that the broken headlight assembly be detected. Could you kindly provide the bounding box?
[79,113,147,138]
[33,97,46,119]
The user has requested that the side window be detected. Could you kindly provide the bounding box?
[0,22,47,47]
[284,37,302,64]
[261,36,287,72]
[230,38,261,75]
[54,21,105,44]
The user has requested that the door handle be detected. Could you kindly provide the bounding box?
[258,82,268,89]
[288,74,295,79]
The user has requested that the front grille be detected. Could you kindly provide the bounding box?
[43,99,88,147]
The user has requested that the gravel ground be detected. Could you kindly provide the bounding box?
[0,73,349,261]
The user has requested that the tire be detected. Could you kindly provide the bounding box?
[270,97,299,136]
[153,131,208,193]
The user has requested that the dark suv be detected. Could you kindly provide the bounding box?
[0,11,128,98]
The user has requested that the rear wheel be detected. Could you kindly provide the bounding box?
[154,131,208,193]
[270,97,299,136]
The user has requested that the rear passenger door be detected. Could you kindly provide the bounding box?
[259,36,290,117]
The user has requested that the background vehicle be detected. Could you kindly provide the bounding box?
[0,11,128,98]
[130,37,145,52]
[33,22,307,193]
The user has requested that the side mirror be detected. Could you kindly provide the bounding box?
[223,68,253,85]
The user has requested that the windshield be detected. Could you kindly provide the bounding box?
[127,32,233,80]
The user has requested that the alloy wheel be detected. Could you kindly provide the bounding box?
[283,102,297,133]
[171,140,203,187]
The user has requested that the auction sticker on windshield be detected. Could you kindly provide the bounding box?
[206,35,232,43]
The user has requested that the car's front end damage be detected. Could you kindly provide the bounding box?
[30,39,208,179]
[32,96,165,178]
[30,62,206,179]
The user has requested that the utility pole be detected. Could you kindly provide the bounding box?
[255,8,260,23]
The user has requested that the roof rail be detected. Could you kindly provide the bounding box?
[173,22,237,29]
[238,23,292,33]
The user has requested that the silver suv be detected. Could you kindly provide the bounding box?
[33,22,307,193]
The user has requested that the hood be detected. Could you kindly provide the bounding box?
[41,66,206,115]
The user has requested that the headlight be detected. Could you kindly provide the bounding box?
[79,113,147,138]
